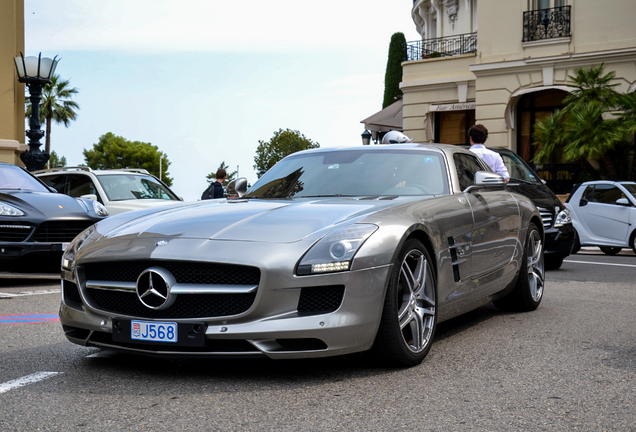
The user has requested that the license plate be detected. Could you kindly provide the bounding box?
[131,320,177,343]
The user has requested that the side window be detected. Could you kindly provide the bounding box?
[39,174,68,194]
[454,153,484,191]
[581,185,595,202]
[67,175,97,198]
[593,184,623,205]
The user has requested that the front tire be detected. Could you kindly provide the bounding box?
[600,246,622,255]
[545,255,564,270]
[494,223,545,312]
[373,239,437,367]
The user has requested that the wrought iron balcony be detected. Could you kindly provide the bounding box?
[405,32,477,62]
[523,6,571,42]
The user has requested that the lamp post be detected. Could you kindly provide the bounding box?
[14,52,59,171]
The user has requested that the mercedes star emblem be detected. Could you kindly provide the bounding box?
[136,267,177,310]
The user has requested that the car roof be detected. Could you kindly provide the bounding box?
[578,180,636,186]
[34,166,151,176]
[291,143,474,158]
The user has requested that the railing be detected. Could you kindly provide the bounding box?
[405,32,477,61]
[522,6,571,42]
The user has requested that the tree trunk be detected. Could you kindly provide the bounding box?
[45,116,52,155]
[602,154,618,180]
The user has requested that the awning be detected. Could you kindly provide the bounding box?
[361,99,403,132]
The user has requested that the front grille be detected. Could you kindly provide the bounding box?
[85,288,256,319]
[297,285,345,315]
[537,207,554,229]
[83,261,260,285]
[0,223,33,242]
[33,221,94,242]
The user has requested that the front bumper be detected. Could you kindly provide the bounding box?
[544,223,575,258]
[59,264,391,359]
[0,241,67,271]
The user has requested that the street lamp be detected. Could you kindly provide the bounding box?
[14,52,59,171]
[361,129,372,145]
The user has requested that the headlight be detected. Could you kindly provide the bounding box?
[76,198,109,217]
[297,224,378,275]
[0,201,25,216]
[93,200,109,216]
[554,208,572,227]
[62,224,97,270]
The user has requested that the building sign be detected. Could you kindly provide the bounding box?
[430,102,476,112]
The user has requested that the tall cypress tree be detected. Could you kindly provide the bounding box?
[383,32,406,109]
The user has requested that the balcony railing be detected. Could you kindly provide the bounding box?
[523,6,571,42]
[405,32,477,61]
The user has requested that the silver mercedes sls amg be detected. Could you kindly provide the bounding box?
[59,144,545,367]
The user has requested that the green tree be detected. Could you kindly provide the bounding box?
[382,32,406,109]
[253,129,319,173]
[533,64,634,180]
[206,161,237,186]
[83,132,173,186]
[25,74,79,155]
[48,151,67,168]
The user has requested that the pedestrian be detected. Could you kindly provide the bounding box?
[201,168,227,200]
[468,124,510,182]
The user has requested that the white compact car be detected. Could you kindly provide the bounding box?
[35,167,182,215]
[565,180,636,255]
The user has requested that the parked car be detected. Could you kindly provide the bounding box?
[0,162,108,273]
[489,147,575,269]
[35,167,182,215]
[59,144,544,367]
[564,180,636,255]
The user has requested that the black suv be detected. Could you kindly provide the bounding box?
[491,147,575,269]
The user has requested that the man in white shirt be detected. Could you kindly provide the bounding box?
[468,124,510,182]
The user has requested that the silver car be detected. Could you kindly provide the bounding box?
[59,144,544,367]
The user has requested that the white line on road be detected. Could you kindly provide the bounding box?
[0,372,62,394]
[564,260,636,268]
[0,289,60,298]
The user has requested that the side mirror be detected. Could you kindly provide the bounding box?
[464,171,505,193]
[616,198,631,206]
[226,177,248,198]
[579,199,588,207]
[81,194,98,201]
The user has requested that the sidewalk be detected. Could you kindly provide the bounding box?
[578,246,635,256]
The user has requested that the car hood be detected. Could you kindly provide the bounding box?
[0,190,90,218]
[507,183,562,210]
[99,197,411,244]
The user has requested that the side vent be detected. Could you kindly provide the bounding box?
[448,237,461,282]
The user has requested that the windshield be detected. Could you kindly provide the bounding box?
[0,164,50,192]
[97,174,179,202]
[622,183,636,197]
[246,149,449,199]
[497,151,539,182]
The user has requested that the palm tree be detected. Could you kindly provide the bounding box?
[533,64,625,180]
[26,74,80,155]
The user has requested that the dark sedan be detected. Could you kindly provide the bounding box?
[0,162,108,273]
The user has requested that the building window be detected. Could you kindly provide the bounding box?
[435,110,475,145]
[523,3,570,42]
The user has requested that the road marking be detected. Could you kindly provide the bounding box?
[0,372,61,394]
[0,314,59,325]
[564,260,636,268]
[0,289,60,298]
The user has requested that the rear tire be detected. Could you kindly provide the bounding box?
[372,239,437,367]
[494,223,545,312]
[600,246,622,255]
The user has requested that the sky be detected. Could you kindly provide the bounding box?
[24,0,420,201]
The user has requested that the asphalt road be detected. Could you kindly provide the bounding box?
[1,251,635,431]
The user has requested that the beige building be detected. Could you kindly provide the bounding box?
[0,0,26,165]
[365,0,636,193]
